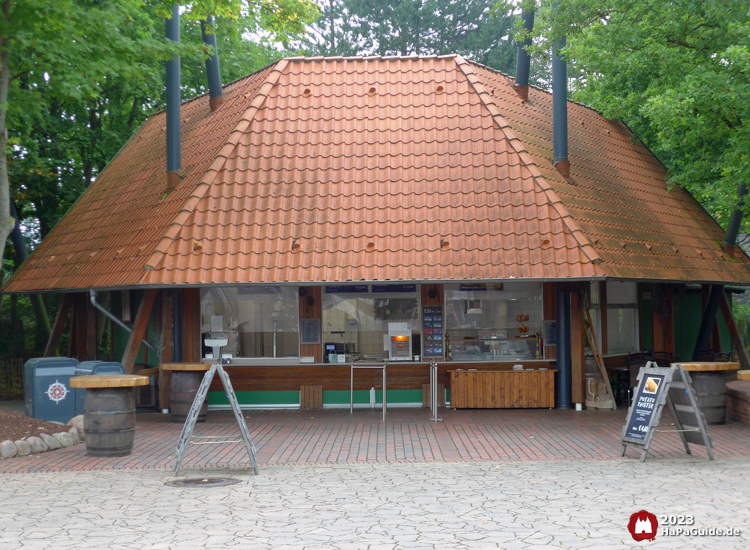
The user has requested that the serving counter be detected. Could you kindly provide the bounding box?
[449,368,556,409]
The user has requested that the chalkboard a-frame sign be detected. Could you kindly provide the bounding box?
[620,362,714,462]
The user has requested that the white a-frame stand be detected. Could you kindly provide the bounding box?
[173,339,259,476]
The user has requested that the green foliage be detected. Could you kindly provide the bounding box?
[297,0,518,73]
[529,0,750,229]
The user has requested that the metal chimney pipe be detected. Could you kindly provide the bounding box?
[552,35,570,178]
[514,10,535,102]
[201,17,224,112]
[166,6,181,194]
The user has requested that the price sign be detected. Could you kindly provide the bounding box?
[624,373,667,441]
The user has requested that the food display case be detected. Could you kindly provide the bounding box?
[448,336,541,361]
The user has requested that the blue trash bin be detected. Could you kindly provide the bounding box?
[74,361,126,416]
[24,357,79,423]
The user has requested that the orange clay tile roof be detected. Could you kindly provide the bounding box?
[5,55,750,292]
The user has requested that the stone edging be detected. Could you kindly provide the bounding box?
[1,415,85,460]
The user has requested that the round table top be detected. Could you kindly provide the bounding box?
[675,362,740,372]
[159,362,211,372]
[70,374,149,389]
[738,370,750,381]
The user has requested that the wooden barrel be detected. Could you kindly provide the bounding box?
[689,372,728,424]
[84,388,136,457]
[170,371,207,423]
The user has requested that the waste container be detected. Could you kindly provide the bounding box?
[24,357,79,423]
[74,361,126,416]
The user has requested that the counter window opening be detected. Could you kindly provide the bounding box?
[444,282,543,360]
[200,286,300,360]
[322,285,420,362]
[587,281,639,356]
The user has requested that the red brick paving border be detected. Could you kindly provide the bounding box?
[1,408,748,474]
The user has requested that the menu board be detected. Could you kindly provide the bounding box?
[422,306,444,358]
[301,319,321,344]
[623,372,667,441]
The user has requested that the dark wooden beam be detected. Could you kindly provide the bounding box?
[121,289,158,373]
[44,294,71,357]
[719,292,750,370]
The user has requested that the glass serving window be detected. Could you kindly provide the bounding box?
[322,288,420,361]
[588,281,639,355]
[444,282,543,360]
[200,287,299,358]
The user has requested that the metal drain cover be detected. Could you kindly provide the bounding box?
[165,477,242,488]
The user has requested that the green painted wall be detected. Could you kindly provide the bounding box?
[206,389,425,406]
[674,290,732,361]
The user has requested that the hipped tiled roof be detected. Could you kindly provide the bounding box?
[5,55,750,292]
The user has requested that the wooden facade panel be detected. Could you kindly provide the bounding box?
[449,370,555,409]
[299,286,322,362]
[300,385,323,409]
[182,288,202,363]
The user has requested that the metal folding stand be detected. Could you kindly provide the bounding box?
[173,338,259,476]
[350,362,387,421]
[430,361,442,422]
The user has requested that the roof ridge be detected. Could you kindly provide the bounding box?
[140,59,290,275]
[455,56,602,265]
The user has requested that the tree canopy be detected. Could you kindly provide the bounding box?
[298,0,517,73]
[529,0,750,233]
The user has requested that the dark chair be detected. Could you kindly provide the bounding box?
[712,352,730,362]
[698,349,718,362]
[651,351,674,367]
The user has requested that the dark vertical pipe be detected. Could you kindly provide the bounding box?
[693,183,747,358]
[514,10,535,102]
[201,17,224,112]
[166,6,181,194]
[555,289,572,409]
[723,183,747,247]
[552,34,569,177]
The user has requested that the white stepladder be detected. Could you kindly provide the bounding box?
[173,338,259,476]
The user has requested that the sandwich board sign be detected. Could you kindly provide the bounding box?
[620,362,714,462]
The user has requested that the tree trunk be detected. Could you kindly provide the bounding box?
[0,19,16,269]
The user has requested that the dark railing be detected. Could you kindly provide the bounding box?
[0,357,26,393]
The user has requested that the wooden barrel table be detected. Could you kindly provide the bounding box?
[677,362,741,424]
[738,370,750,381]
[69,375,149,457]
[159,363,211,423]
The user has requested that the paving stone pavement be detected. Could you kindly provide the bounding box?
[1,458,748,549]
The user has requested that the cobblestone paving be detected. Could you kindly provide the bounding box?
[1,458,748,549]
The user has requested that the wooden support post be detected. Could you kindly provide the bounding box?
[719,293,750,370]
[182,288,202,363]
[160,290,174,363]
[72,293,89,360]
[653,285,665,353]
[570,290,586,404]
[44,294,71,357]
[121,289,158,373]
[663,286,675,355]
